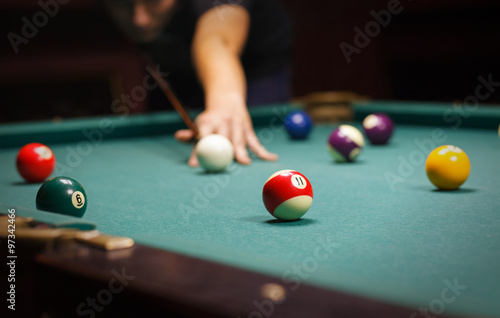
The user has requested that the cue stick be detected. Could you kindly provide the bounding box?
[146,64,200,140]
[0,216,134,250]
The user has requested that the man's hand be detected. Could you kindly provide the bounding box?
[175,103,278,167]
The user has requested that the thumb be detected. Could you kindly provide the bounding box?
[175,129,196,143]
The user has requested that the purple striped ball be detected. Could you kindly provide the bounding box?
[327,125,365,162]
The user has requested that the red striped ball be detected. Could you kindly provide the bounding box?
[262,170,313,220]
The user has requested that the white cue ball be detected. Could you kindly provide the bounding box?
[195,134,234,172]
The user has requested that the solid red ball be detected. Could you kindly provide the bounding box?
[16,143,56,183]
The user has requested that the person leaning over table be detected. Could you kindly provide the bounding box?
[104,0,292,166]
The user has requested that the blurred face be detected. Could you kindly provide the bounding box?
[104,0,177,43]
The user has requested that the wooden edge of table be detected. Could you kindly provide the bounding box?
[31,242,461,318]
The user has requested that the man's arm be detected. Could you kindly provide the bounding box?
[193,4,248,109]
[175,4,278,166]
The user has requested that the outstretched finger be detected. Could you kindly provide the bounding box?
[188,147,199,167]
[246,130,278,161]
[231,119,252,165]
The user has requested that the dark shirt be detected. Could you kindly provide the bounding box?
[141,0,292,109]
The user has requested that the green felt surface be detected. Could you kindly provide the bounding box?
[0,102,499,317]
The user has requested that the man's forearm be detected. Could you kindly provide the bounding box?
[193,35,247,109]
[191,5,250,110]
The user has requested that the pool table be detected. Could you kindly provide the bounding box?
[1,101,499,318]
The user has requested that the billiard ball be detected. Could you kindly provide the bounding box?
[16,143,56,183]
[195,134,234,172]
[262,170,313,220]
[36,176,87,217]
[327,125,364,162]
[284,110,313,139]
[425,145,470,190]
[362,113,394,144]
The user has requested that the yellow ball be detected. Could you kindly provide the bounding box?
[425,145,470,190]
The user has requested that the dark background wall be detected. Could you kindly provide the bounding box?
[1,0,500,122]
[284,0,500,101]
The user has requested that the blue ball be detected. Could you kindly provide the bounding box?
[284,111,313,139]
